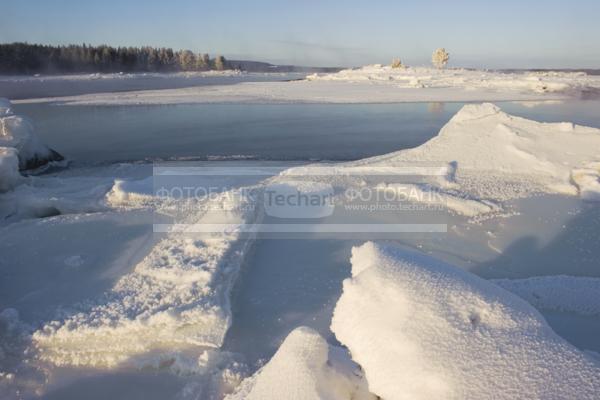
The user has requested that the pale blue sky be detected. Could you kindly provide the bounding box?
[1,0,598,68]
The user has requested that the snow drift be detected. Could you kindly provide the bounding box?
[226,327,373,400]
[331,242,600,400]
[278,103,600,218]
[0,98,63,176]
[345,103,600,214]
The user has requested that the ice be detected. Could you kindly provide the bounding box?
[331,242,600,400]
[344,103,600,212]
[376,183,500,217]
[32,189,258,369]
[307,65,599,95]
[226,327,374,400]
[0,98,12,116]
[2,100,600,398]
[0,98,63,170]
[106,176,156,207]
[0,147,21,192]
[16,67,600,106]
[494,276,600,316]
[571,163,600,201]
[276,103,600,217]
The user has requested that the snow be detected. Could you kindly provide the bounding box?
[226,327,373,400]
[494,276,600,316]
[0,147,21,192]
[0,98,12,116]
[0,98,63,170]
[275,103,600,218]
[2,97,600,398]
[0,70,242,84]
[343,103,600,213]
[32,187,258,368]
[307,65,600,95]
[0,308,37,399]
[331,242,600,400]
[376,183,501,217]
[0,174,112,222]
[15,67,600,106]
[106,176,156,207]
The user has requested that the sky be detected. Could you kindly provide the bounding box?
[1,0,599,68]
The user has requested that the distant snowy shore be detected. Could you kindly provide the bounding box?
[0,71,302,100]
[12,66,600,105]
[307,64,600,93]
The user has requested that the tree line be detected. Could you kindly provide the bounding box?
[0,43,231,74]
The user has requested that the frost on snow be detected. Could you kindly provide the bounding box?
[331,242,600,400]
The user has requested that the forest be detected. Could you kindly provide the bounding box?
[0,43,231,74]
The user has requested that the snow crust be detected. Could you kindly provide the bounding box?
[331,242,600,400]
[494,276,600,316]
[226,327,373,400]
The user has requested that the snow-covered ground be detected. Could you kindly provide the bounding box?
[331,242,600,400]
[12,66,600,106]
[1,97,600,399]
[307,65,600,93]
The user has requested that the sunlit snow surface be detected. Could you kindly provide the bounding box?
[13,66,600,106]
[331,242,600,400]
[1,97,600,399]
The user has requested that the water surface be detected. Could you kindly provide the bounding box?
[14,100,600,165]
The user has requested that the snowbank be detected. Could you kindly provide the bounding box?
[307,65,600,95]
[0,98,63,171]
[494,276,600,316]
[0,147,21,192]
[347,103,600,209]
[226,327,373,400]
[331,242,600,400]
